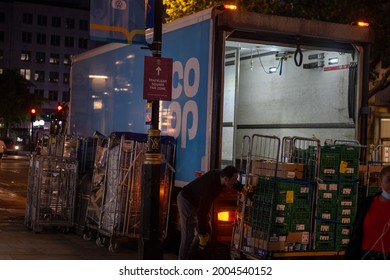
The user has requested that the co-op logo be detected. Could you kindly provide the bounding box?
[168,57,200,149]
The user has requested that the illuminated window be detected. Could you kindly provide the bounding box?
[20,68,31,80]
[63,54,71,65]
[21,50,31,62]
[34,70,45,81]
[49,53,60,64]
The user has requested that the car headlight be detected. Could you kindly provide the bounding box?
[15,145,19,150]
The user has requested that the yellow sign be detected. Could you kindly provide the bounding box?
[286,190,294,203]
[339,160,348,173]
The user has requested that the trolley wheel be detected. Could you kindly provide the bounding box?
[82,232,92,241]
[108,243,118,253]
[96,237,107,247]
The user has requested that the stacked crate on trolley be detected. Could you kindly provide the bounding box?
[25,155,78,233]
[315,141,361,251]
[237,134,281,259]
[279,136,320,252]
[87,132,176,252]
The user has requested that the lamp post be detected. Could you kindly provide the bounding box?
[138,0,164,260]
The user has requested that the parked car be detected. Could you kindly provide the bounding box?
[0,137,19,155]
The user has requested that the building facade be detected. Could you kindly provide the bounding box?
[0,0,101,140]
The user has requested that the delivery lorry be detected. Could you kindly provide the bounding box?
[69,6,374,257]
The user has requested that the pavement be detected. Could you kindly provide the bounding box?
[0,155,178,260]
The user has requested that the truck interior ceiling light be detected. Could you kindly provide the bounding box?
[269,67,277,73]
[328,57,339,65]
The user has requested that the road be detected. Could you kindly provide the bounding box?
[0,154,30,196]
[0,153,178,260]
[0,154,30,219]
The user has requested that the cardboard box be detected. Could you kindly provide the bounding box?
[368,165,383,173]
[250,160,304,179]
[286,231,310,244]
[278,163,304,172]
[267,241,286,251]
[276,170,304,180]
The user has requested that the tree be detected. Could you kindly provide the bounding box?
[0,69,40,137]
[163,0,222,21]
[163,0,390,98]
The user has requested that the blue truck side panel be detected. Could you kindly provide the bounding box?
[70,45,151,136]
[160,19,211,184]
[71,17,212,185]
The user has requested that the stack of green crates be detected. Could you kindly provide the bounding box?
[243,176,313,254]
[339,146,360,180]
[242,176,276,254]
[315,144,359,251]
[270,180,312,247]
[315,182,338,250]
[335,182,357,250]
[319,146,342,180]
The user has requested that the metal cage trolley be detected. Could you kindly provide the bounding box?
[234,134,281,259]
[93,132,176,252]
[230,135,251,259]
[82,135,109,240]
[25,155,78,233]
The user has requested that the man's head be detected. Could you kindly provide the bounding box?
[380,165,390,193]
[220,165,239,188]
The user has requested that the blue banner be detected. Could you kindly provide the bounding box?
[90,0,146,44]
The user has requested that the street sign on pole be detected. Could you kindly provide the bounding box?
[143,56,173,101]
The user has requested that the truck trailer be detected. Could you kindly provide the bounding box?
[69,6,374,258]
